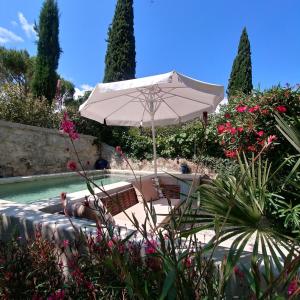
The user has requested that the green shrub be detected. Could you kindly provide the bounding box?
[0,84,61,128]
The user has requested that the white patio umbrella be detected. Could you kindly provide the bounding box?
[79,71,224,177]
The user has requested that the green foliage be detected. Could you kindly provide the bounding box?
[118,121,206,160]
[157,121,205,158]
[103,0,136,83]
[227,27,253,98]
[31,0,61,103]
[0,84,60,128]
[183,153,298,294]
[0,47,34,93]
[197,155,240,177]
[59,77,75,104]
[0,233,64,299]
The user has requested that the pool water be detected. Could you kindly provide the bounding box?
[0,175,129,204]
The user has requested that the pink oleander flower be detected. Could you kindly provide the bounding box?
[47,290,65,300]
[237,127,244,133]
[225,121,232,128]
[67,160,77,171]
[276,105,287,113]
[247,145,256,152]
[107,240,114,248]
[184,257,192,268]
[224,150,237,158]
[145,239,158,255]
[63,240,69,248]
[115,146,123,155]
[248,105,260,113]
[60,112,79,140]
[217,124,226,134]
[230,127,237,135]
[224,113,231,119]
[256,130,264,137]
[267,135,277,145]
[288,278,298,296]
[236,105,248,113]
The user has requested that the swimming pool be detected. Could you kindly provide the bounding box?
[0,174,132,204]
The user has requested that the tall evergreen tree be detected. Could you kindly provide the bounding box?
[103,0,136,83]
[227,27,253,99]
[31,0,61,103]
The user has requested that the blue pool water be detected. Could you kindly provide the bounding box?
[0,174,130,204]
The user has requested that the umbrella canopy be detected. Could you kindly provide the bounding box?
[79,71,224,176]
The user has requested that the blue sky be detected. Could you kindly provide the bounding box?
[0,0,299,97]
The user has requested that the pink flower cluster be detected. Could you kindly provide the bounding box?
[288,278,298,296]
[145,239,158,255]
[60,112,79,140]
[217,122,243,135]
[47,290,65,300]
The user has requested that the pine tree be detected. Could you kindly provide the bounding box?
[227,27,253,99]
[103,0,136,83]
[31,0,61,103]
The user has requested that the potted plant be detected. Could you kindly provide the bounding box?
[180,160,190,174]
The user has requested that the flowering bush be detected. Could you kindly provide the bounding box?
[215,86,300,160]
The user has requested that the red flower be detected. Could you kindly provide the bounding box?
[261,109,269,115]
[248,105,260,113]
[258,140,265,146]
[184,257,192,268]
[217,124,226,134]
[107,240,114,248]
[224,113,231,119]
[230,127,237,135]
[48,289,65,300]
[230,138,236,143]
[60,112,79,140]
[115,146,123,155]
[247,145,256,152]
[224,150,237,158]
[236,105,248,113]
[256,130,264,137]
[237,127,244,133]
[276,105,287,113]
[67,161,77,171]
[63,240,69,248]
[225,122,232,128]
[145,239,158,255]
[288,278,298,296]
[267,135,277,145]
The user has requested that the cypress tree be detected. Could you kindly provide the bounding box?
[227,27,253,99]
[31,0,61,103]
[103,0,136,83]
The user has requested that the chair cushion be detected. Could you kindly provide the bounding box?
[132,178,159,202]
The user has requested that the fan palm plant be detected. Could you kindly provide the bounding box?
[181,116,300,294]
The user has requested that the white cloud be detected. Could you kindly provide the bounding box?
[18,12,35,38]
[74,84,94,100]
[80,84,94,91]
[0,27,23,44]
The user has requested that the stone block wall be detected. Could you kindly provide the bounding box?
[100,143,215,176]
[0,120,100,177]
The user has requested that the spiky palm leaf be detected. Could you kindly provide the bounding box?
[182,154,298,285]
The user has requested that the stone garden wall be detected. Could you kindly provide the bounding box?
[0,120,100,177]
[101,143,215,176]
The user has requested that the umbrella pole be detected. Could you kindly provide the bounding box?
[150,112,158,178]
